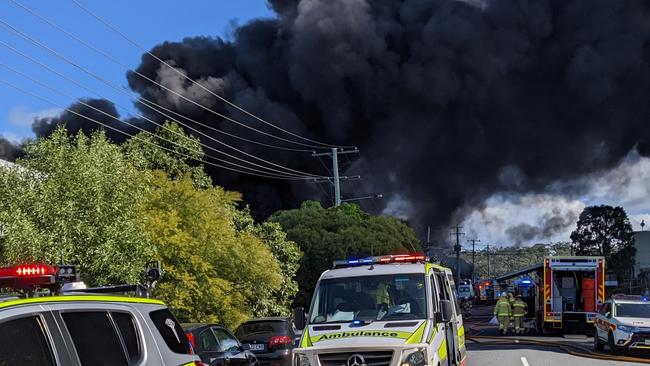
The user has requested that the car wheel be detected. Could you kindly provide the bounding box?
[593,333,604,351]
[608,332,619,355]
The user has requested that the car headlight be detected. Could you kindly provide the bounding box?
[618,325,634,333]
[401,348,426,366]
[296,354,311,366]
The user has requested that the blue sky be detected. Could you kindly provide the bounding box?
[0,0,274,142]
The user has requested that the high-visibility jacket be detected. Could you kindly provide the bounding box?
[512,299,527,317]
[376,283,392,306]
[493,299,512,317]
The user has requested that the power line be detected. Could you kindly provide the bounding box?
[0,78,317,180]
[6,0,317,153]
[69,0,353,150]
[0,61,316,179]
[0,21,327,179]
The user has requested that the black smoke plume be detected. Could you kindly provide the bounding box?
[33,98,144,143]
[34,0,650,234]
[0,136,22,161]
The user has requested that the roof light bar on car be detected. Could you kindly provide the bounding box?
[333,252,428,268]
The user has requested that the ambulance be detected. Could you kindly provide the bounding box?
[293,253,467,366]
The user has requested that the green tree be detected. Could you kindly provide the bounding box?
[465,242,572,279]
[124,121,212,188]
[0,128,154,285]
[141,172,282,328]
[570,205,636,272]
[269,201,420,307]
[234,208,302,317]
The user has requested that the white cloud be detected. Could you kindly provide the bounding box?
[461,154,650,247]
[8,105,61,127]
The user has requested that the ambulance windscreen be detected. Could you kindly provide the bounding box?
[309,274,427,324]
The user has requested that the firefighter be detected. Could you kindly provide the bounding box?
[493,293,512,335]
[507,292,515,306]
[512,294,528,335]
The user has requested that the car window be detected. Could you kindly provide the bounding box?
[615,303,650,318]
[112,312,141,363]
[150,309,191,354]
[0,315,56,366]
[62,311,128,366]
[213,328,239,352]
[200,329,220,351]
[235,321,287,337]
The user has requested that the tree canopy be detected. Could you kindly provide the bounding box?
[269,201,420,306]
[0,123,300,328]
[570,205,636,273]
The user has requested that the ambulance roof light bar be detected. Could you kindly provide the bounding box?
[0,264,76,291]
[333,253,428,268]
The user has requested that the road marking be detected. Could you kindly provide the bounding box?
[520,357,530,366]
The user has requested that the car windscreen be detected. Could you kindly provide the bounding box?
[616,303,650,318]
[458,287,471,293]
[235,320,287,337]
[309,273,427,324]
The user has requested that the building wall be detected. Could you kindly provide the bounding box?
[634,231,650,276]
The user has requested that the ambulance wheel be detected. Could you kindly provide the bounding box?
[608,332,620,355]
[593,333,604,351]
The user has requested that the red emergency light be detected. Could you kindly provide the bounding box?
[379,253,427,264]
[0,264,59,290]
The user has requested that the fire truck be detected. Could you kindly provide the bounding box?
[496,256,605,334]
[539,256,605,333]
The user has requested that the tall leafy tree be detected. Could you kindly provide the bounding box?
[141,173,282,327]
[570,205,636,272]
[269,201,420,307]
[234,208,302,317]
[124,121,212,188]
[0,128,154,285]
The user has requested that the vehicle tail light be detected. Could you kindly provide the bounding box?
[268,335,292,349]
[186,332,196,354]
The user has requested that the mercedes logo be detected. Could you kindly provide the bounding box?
[347,354,366,366]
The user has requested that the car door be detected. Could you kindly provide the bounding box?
[212,327,253,366]
[434,272,459,366]
[194,327,226,365]
[0,307,67,366]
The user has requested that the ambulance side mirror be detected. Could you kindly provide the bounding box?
[605,312,611,319]
[439,300,453,323]
[294,307,306,330]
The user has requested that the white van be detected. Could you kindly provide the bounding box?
[293,253,467,366]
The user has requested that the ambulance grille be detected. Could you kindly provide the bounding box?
[318,351,393,366]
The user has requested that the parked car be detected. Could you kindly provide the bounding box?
[235,317,296,366]
[183,323,259,366]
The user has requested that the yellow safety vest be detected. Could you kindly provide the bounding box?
[494,299,512,317]
[512,300,527,317]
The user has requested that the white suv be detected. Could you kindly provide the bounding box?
[594,295,650,354]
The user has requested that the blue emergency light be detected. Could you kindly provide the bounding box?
[333,253,427,268]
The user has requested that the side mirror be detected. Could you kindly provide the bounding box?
[440,300,453,323]
[294,307,306,330]
[605,312,611,319]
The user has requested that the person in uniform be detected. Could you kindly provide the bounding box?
[512,294,528,335]
[493,293,512,335]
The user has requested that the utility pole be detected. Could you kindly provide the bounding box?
[312,148,361,207]
[451,225,465,286]
[486,243,491,277]
[426,226,431,255]
[467,239,480,283]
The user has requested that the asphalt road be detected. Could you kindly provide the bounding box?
[464,304,650,365]
[466,342,647,366]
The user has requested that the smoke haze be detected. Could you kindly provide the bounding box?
[25,0,650,240]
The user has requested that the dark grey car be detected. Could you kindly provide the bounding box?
[235,317,296,366]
